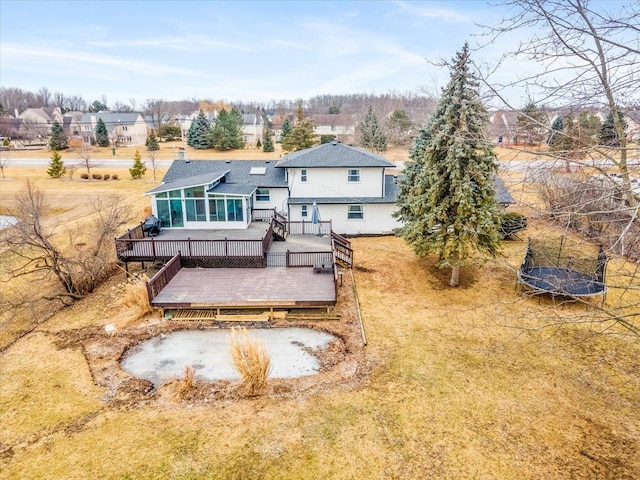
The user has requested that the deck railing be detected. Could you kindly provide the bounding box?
[331,231,353,268]
[266,251,334,268]
[252,208,275,222]
[147,252,182,302]
[287,220,332,235]
[116,236,264,262]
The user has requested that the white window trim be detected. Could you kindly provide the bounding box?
[255,188,270,202]
[348,169,360,182]
[347,204,364,220]
[301,205,308,218]
[300,169,308,183]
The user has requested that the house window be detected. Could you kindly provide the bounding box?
[122,126,128,131]
[209,198,226,222]
[227,198,244,222]
[185,198,206,221]
[256,188,270,202]
[301,205,308,218]
[348,169,360,182]
[301,169,308,182]
[347,204,364,220]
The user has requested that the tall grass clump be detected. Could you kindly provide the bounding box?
[118,275,153,321]
[229,327,271,396]
[172,365,196,400]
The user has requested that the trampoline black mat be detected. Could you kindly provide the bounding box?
[518,266,606,297]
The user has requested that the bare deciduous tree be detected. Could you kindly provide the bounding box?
[480,0,639,207]
[78,143,97,177]
[146,148,159,181]
[2,180,132,303]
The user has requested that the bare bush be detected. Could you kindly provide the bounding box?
[172,365,196,400]
[535,171,640,261]
[2,181,132,303]
[229,327,271,397]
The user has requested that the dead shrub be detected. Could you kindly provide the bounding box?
[172,365,196,400]
[229,327,271,396]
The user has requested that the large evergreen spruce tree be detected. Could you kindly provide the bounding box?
[187,110,212,149]
[359,106,387,153]
[94,118,110,147]
[49,120,68,150]
[395,43,502,287]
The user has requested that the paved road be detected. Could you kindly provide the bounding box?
[3,157,175,168]
[8,156,640,173]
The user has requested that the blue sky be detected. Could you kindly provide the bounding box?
[0,1,624,109]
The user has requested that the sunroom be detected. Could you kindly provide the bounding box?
[145,172,256,230]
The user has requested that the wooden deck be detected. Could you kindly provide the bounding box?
[151,267,336,309]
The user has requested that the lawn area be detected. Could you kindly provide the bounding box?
[0,153,639,479]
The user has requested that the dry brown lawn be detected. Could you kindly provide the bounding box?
[0,151,639,479]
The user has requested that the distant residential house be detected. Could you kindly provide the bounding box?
[242,113,264,144]
[17,107,64,141]
[624,110,640,143]
[62,111,83,138]
[488,110,520,145]
[78,112,148,146]
[312,114,356,143]
[0,115,22,140]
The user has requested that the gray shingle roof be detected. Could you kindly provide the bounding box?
[156,159,287,190]
[145,171,228,195]
[276,142,395,168]
[493,175,515,205]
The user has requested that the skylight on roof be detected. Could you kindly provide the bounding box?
[250,167,267,175]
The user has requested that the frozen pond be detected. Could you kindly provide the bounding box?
[121,328,338,386]
[0,215,18,230]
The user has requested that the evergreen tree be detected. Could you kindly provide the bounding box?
[547,116,564,145]
[359,106,387,153]
[49,120,68,150]
[327,102,341,114]
[281,104,315,153]
[280,118,293,142]
[395,43,502,287]
[47,150,66,178]
[517,102,547,146]
[94,118,110,147]
[187,110,212,149]
[386,109,412,147]
[209,107,245,151]
[129,149,147,179]
[408,124,432,161]
[146,130,160,151]
[600,111,626,146]
[90,99,108,112]
[262,115,275,153]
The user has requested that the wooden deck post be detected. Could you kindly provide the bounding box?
[286,250,290,268]
[151,237,156,260]
[188,237,192,257]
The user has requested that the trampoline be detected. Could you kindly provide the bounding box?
[517,237,608,300]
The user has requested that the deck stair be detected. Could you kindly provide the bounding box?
[272,212,288,241]
[285,312,341,322]
[168,309,270,322]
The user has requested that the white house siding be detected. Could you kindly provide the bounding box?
[288,167,384,198]
[253,187,289,215]
[289,203,401,236]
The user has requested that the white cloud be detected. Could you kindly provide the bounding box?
[394,1,472,23]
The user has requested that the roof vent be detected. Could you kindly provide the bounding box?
[265,160,270,164]
[226,160,231,164]
[331,141,338,145]
[178,149,187,161]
